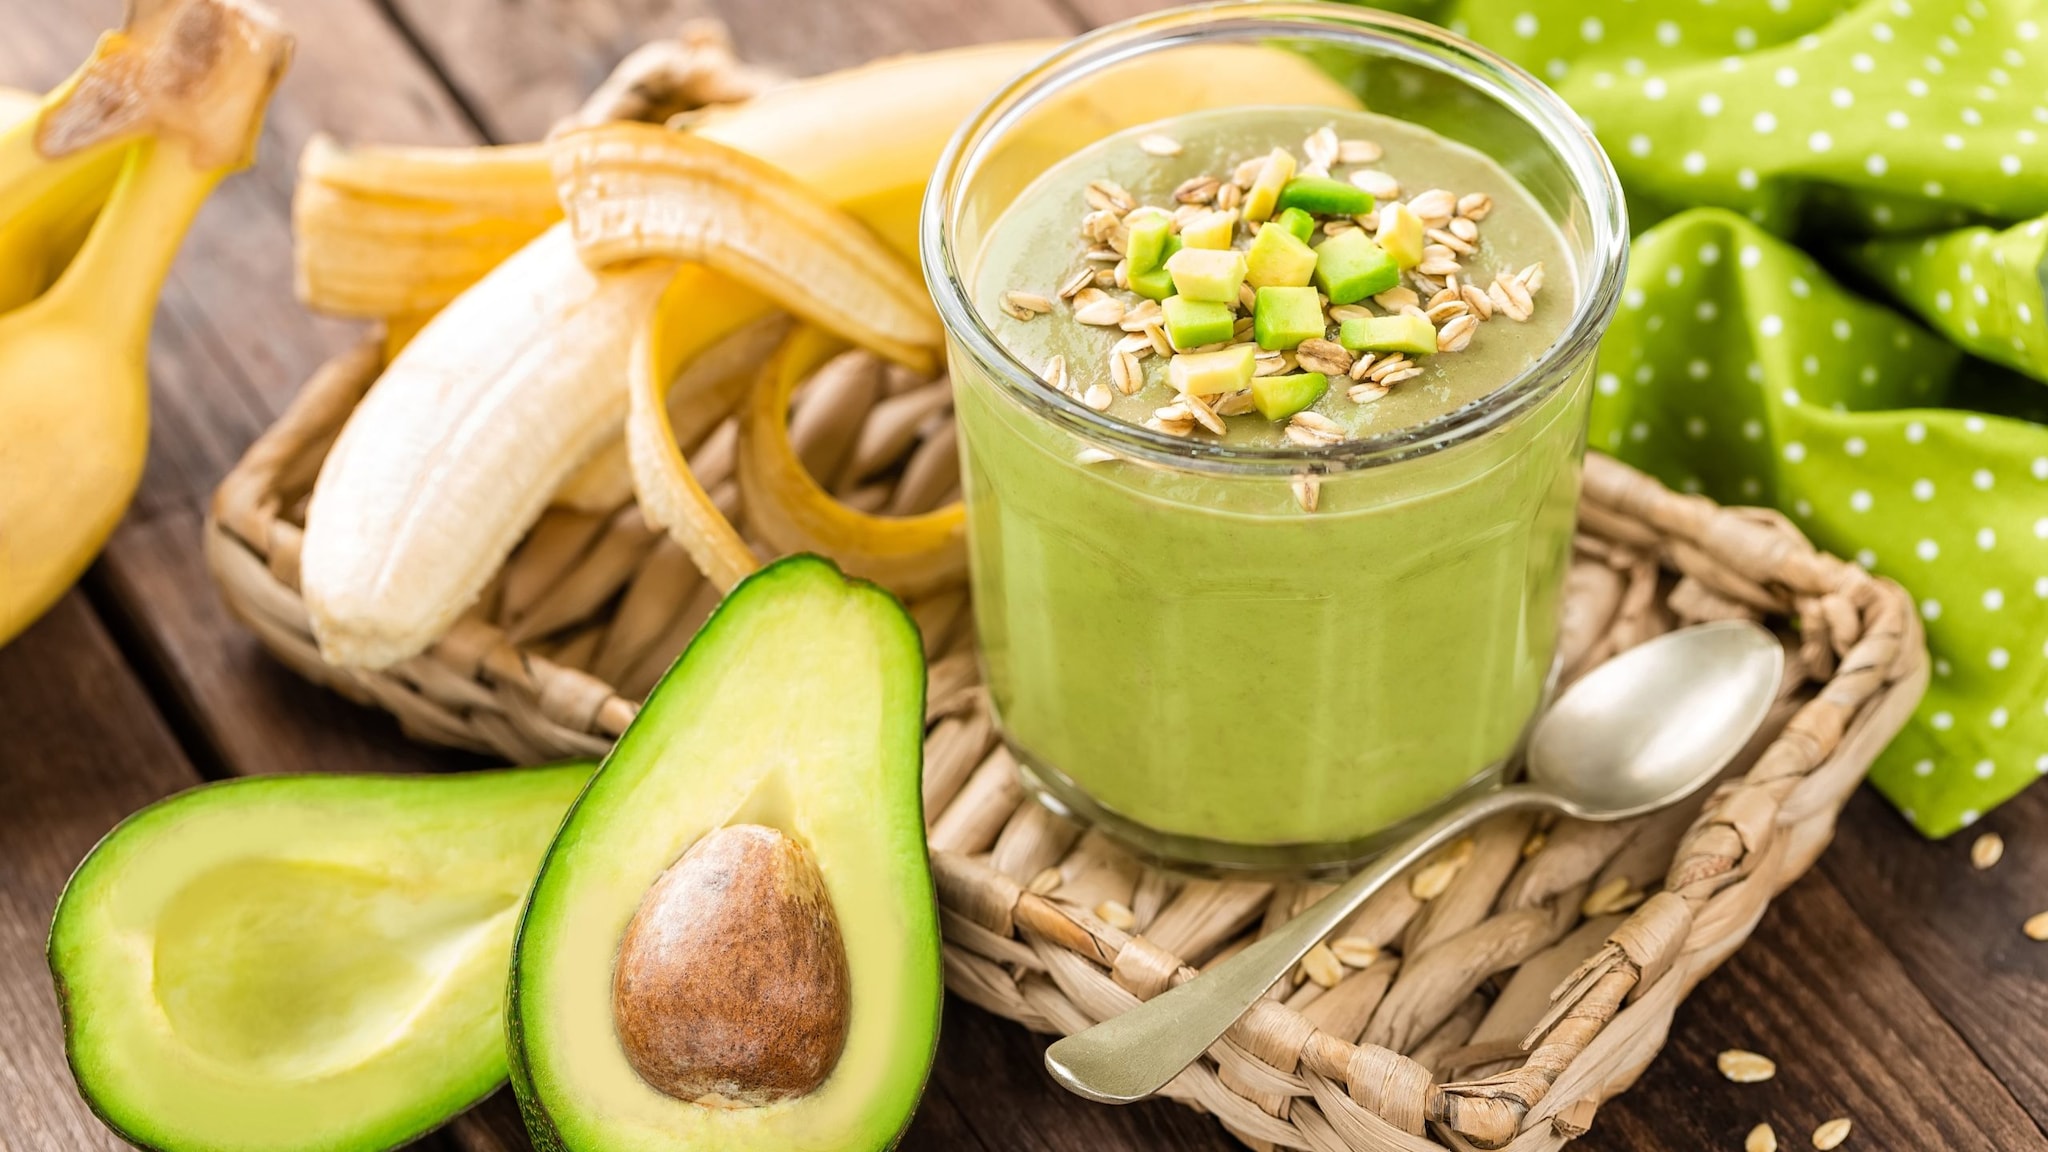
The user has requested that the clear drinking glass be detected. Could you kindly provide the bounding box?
[921,2,1627,871]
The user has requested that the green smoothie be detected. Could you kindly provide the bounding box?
[953,106,1590,861]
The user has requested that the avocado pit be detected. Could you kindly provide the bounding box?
[611,823,851,1108]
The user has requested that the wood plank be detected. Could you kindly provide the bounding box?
[1584,870,2046,1151]
[920,1001,1238,1152]
[91,510,482,779]
[0,596,207,1151]
[1820,785,2048,1133]
[381,0,1079,144]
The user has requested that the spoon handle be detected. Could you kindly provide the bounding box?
[1044,787,1543,1104]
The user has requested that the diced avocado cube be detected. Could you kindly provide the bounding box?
[1253,286,1326,351]
[1125,210,1174,275]
[1162,296,1237,350]
[1245,224,1318,290]
[1375,202,1426,269]
[1164,247,1248,304]
[1312,230,1401,306]
[1242,148,1297,222]
[1129,234,1183,300]
[1250,372,1329,421]
[1276,206,1316,244]
[1180,209,1238,250]
[1339,313,1438,356]
[1276,175,1374,217]
[1168,344,1257,396]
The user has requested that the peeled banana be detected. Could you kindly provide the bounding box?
[301,227,673,669]
[299,41,1050,668]
[0,0,290,649]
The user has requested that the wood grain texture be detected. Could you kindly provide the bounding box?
[382,0,1079,144]
[1584,871,2047,1151]
[1823,786,2048,1135]
[92,510,482,779]
[0,597,203,1152]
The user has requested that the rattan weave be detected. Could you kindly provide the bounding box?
[203,33,1928,1151]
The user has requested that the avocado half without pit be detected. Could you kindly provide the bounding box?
[510,554,943,1152]
[47,763,595,1152]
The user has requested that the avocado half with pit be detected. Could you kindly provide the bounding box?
[508,554,942,1151]
[47,763,595,1152]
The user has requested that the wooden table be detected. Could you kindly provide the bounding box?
[4,1,2046,1148]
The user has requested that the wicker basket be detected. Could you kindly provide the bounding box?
[206,326,1926,1150]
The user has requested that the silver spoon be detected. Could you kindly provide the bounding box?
[1044,619,1784,1105]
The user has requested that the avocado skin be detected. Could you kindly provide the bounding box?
[48,764,595,1152]
[506,554,942,1152]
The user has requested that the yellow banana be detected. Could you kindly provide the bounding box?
[0,0,290,649]
[0,82,126,316]
[740,327,967,595]
[298,41,1053,668]
[0,88,36,127]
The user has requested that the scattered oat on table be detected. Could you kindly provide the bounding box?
[1747,1123,1779,1152]
[2024,910,2048,941]
[1717,1049,1778,1083]
[1811,1117,1853,1149]
[1970,831,2004,870]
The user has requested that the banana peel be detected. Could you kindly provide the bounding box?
[618,42,1052,593]
[740,327,965,595]
[294,137,559,319]
[553,123,941,372]
[0,0,290,649]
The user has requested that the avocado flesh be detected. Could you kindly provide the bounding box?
[509,555,940,1152]
[48,765,595,1152]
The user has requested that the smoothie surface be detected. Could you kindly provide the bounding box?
[974,105,1577,448]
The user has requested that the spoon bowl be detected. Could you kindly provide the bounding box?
[1531,619,1785,820]
[1045,620,1785,1106]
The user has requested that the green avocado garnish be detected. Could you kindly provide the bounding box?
[1245,222,1318,289]
[1340,312,1438,356]
[1251,371,1330,420]
[1253,286,1325,351]
[1312,229,1401,305]
[1275,175,1373,217]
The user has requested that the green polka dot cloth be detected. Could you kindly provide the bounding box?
[1345,0,2048,836]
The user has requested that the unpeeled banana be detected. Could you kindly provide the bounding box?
[0,0,291,649]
